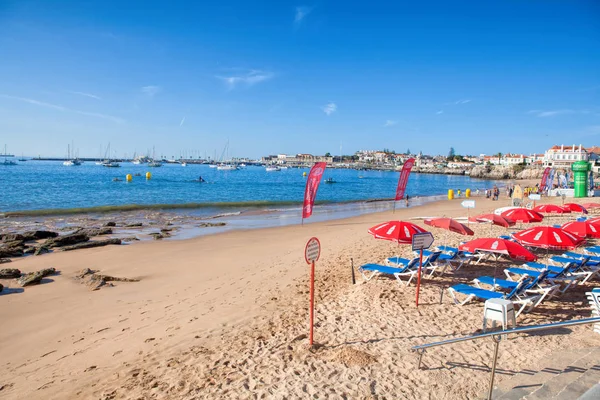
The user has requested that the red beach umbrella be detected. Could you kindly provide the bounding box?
[501,208,544,223]
[469,214,515,228]
[533,204,570,214]
[459,238,537,262]
[562,203,588,214]
[513,226,584,250]
[561,221,600,238]
[424,217,474,236]
[581,202,600,210]
[368,221,428,244]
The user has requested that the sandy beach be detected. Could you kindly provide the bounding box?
[2,186,599,399]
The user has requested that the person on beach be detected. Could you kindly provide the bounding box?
[405,194,409,208]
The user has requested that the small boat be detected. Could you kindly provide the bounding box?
[324,178,336,184]
[63,144,82,166]
[181,162,187,167]
[102,161,121,168]
[18,153,26,161]
[265,166,281,172]
[209,164,218,168]
[217,164,238,171]
[132,159,142,165]
[279,166,288,170]
[238,163,247,168]
[148,160,162,167]
[2,145,17,166]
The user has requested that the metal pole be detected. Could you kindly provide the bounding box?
[351,258,356,285]
[487,335,501,400]
[309,260,315,347]
[416,249,423,307]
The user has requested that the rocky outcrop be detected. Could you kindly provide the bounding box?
[0,240,25,258]
[76,268,140,290]
[0,258,12,264]
[126,223,143,228]
[149,232,170,240]
[17,268,56,287]
[1,233,25,242]
[122,236,140,242]
[43,233,89,248]
[103,222,116,227]
[22,231,59,241]
[74,227,113,237]
[0,268,21,279]
[0,283,3,293]
[60,238,121,251]
[34,246,50,256]
[198,222,226,228]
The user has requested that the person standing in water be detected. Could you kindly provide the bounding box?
[405,194,409,208]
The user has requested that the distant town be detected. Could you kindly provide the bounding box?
[3,144,597,173]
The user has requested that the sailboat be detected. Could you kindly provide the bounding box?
[63,144,82,166]
[216,141,238,171]
[101,143,121,167]
[148,147,162,167]
[2,145,17,166]
[18,153,27,162]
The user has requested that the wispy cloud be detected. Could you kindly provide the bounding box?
[322,102,337,116]
[180,116,186,127]
[444,99,472,105]
[295,6,312,24]
[527,109,596,117]
[436,110,444,115]
[384,120,397,127]
[68,91,101,101]
[141,85,161,98]
[0,94,124,123]
[216,70,274,90]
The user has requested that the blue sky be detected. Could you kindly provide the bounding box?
[0,0,599,159]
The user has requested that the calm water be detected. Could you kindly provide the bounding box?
[0,161,499,216]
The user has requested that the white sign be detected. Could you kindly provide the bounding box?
[412,232,434,251]
[461,200,476,209]
[529,194,541,201]
[304,237,321,264]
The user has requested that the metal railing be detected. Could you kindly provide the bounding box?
[411,317,600,400]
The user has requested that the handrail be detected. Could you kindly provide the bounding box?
[411,316,600,400]
[411,316,600,352]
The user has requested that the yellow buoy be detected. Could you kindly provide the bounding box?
[126,174,132,182]
[465,188,471,198]
[448,189,454,200]
[303,172,307,177]
[146,172,152,180]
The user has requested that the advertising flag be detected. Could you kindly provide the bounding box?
[540,167,551,191]
[395,158,416,201]
[302,162,327,220]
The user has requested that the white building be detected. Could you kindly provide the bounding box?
[543,144,588,168]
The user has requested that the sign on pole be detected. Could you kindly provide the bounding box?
[412,232,434,307]
[461,200,475,227]
[304,237,321,347]
[528,193,541,208]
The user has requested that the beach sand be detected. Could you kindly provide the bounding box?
[1,188,599,399]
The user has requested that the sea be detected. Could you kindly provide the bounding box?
[0,161,501,237]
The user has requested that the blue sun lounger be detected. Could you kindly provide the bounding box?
[359,263,422,287]
[448,279,536,317]
[473,269,557,307]
[504,262,579,294]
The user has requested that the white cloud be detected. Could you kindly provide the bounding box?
[68,91,101,100]
[322,102,337,116]
[444,99,471,105]
[295,6,312,24]
[436,110,444,115]
[141,85,161,97]
[384,120,397,127]
[180,116,186,127]
[216,70,274,89]
[527,109,594,117]
[0,94,124,123]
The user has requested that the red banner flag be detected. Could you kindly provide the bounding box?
[302,162,327,220]
[540,167,551,190]
[395,158,415,201]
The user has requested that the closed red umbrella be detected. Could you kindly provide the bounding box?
[368,221,428,244]
[424,217,474,236]
[459,238,537,262]
[561,221,600,238]
[468,213,515,228]
[501,208,544,223]
[533,204,570,214]
[513,226,584,250]
[563,203,588,214]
